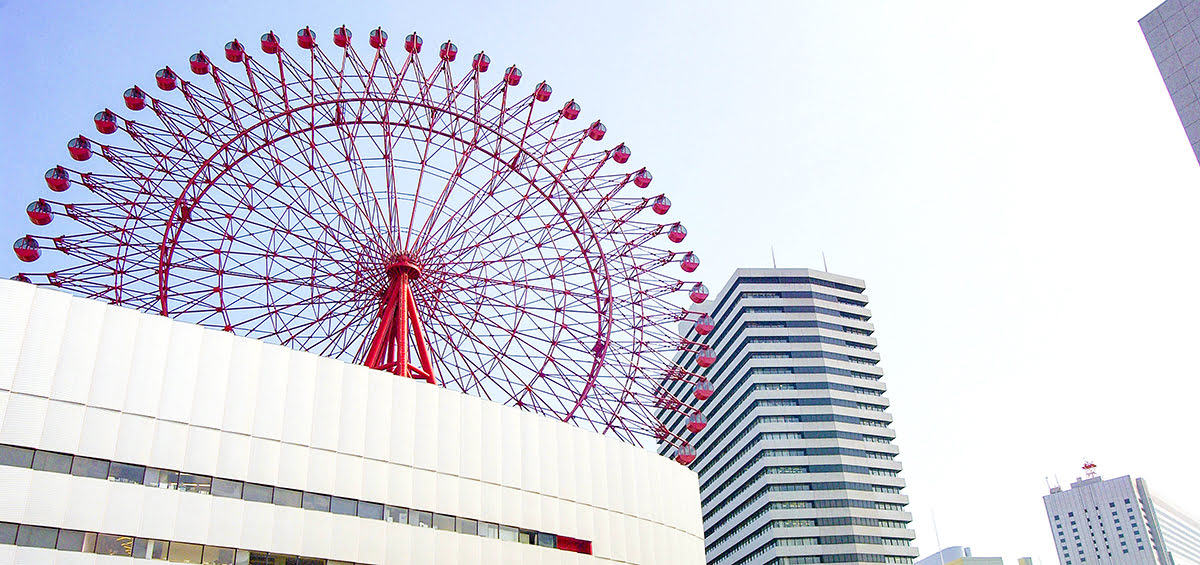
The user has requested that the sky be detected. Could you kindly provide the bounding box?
[1,1,1197,564]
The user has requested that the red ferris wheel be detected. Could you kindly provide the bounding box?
[11,26,717,461]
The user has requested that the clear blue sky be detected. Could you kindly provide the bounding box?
[2,2,1196,564]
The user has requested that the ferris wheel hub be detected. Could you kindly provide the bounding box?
[386,255,422,280]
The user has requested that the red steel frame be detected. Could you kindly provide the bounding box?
[10,26,715,459]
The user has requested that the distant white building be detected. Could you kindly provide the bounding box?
[1043,473,1200,565]
[915,546,1007,565]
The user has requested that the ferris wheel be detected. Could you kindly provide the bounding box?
[11,26,717,461]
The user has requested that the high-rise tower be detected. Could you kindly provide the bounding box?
[659,268,917,565]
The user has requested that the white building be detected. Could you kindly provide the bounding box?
[0,280,706,564]
[1043,473,1200,565]
[657,268,917,565]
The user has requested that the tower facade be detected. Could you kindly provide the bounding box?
[1140,0,1200,164]
[1043,473,1200,565]
[659,268,917,565]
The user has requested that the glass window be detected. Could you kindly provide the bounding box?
[480,522,499,538]
[357,501,383,520]
[212,478,243,499]
[0,522,16,544]
[384,505,408,524]
[242,483,272,503]
[71,455,110,479]
[93,533,134,556]
[456,518,478,535]
[203,545,237,564]
[536,532,557,548]
[0,445,34,468]
[133,537,169,559]
[178,473,212,494]
[168,541,204,562]
[331,496,357,516]
[273,487,302,508]
[32,450,72,473]
[15,524,57,548]
[433,513,455,531]
[108,461,146,484]
[414,511,433,528]
[144,468,179,489]
[519,529,536,544]
[499,525,518,541]
[302,492,331,512]
[56,529,86,551]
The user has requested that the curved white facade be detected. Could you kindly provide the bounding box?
[0,280,704,564]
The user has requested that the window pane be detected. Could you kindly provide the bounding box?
[456,518,478,535]
[499,525,518,541]
[536,532,557,548]
[433,513,455,531]
[302,492,331,512]
[178,474,212,494]
[133,537,170,559]
[168,541,204,562]
[56,529,85,551]
[242,483,272,503]
[212,478,243,499]
[0,445,34,468]
[385,506,408,524]
[415,511,433,528]
[331,496,357,516]
[15,524,57,548]
[357,501,383,520]
[32,450,72,473]
[234,550,251,565]
[273,487,302,508]
[518,529,536,544]
[94,533,134,556]
[108,461,146,484]
[144,468,179,489]
[202,545,237,564]
[71,455,110,478]
[480,522,499,538]
[0,522,16,544]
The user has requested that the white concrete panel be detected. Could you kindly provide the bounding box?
[276,440,309,490]
[309,360,342,452]
[434,473,461,517]
[360,456,388,505]
[0,280,36,390]
[410,382,437,472]
[125,314,172,418]
[77,406,120,459]
[238,498,275,550]
[305,446,336,495]
[62,472,110,530]
[0,393,7,442]
[386,462,413,510]
[457,474,482,521]
[220,336,261,436]
[281,352,317,446]
[214,432,251,481]
[336,364,367,455]
[87,305,139,411]
[410,467,437,510]
[182,425,221,477]
[112,412,155,465]
[299,507,335,559]
[39,398,84,454]
[50,296,106,404]
[205,495,246,548]
[138,482,181,540]
[458,395,483,482]
[479,481,502,525]
[520,413,544,496]
[149,419,188,470]
[0,467,31,524]
[251,344,289,441]
[520,489,542,531]
[412,525,436,564]
[333,451,364,500]
[268,506,305,556]
[100,482,145,534]
[386,370,416,468]
[189,328,233,430]
[436,388,462,477]
[246,437,281,485]
[362,367,391,462]
[11,286,71,398]
[383,522,413,565]
[355,518,388,564]
[556,422,577,504]
[478,399,502,485]
[499,407,522,489]
[328,513,363,562]
[22,470,69,528]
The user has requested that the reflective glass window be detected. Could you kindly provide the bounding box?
[203,545,237,564]
[144,468,179,489]
[456,518,478,535]
[32,450,72,473]
[178,473,212,494]
[499,525,518,541]
[414,511,433,528]
[242,483,272,503]
[331,496,357,516]
[433,513,455,531]
[94,533,134,556]
[480,522,500,538]
[71,455,109,478]
[108,461,145,484]
[168,541,204,562]
[0,445,34,468]
[302,492,330,512]
[0,522,16,544]
[384,505,408,524]
[15,524,57,548]
[519,529,536,544]
[212,478,243,499]
[357,501,383,520]
[56,529,86,551]
[273,487,302,508]
[537,532,557,548]
[133,537,169,560]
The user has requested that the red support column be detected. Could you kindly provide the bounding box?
[363,256,436,384]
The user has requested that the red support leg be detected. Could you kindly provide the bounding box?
[363,256,436,384]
